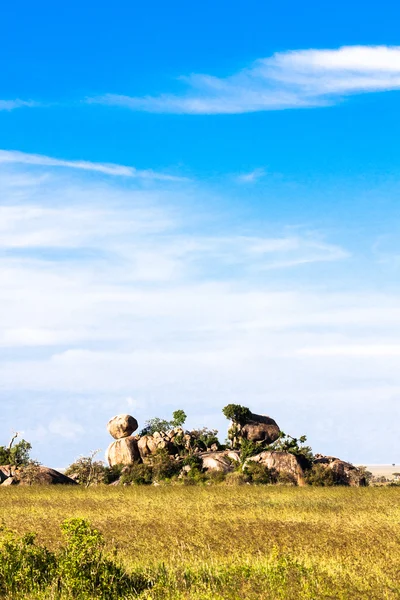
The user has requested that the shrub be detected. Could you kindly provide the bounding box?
[239,438,261,462]
[120,463,153,485]
[186,427,220,452]
[305,464,336,486]
[222,404,251,425]
[16,460,43,485]
[65,451,109,487]
[57,518,148,598]
[276,470,298,485]
[0,519,151,598]
[244,461,276,484]
[151,449,181,481]
[0,528,56,595]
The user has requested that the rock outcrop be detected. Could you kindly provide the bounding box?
[0,465,77,486]
[244,451,305,485]
[107,414,138,439]
[313,454,366,486]
[137,427,210,461]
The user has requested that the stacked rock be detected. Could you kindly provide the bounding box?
[137,427,183,459]
[106,414,141,467]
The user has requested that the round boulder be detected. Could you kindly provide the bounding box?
[107,414,138,439]
[106,437,141,467]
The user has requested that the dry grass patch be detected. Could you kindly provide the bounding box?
[0,486,399,598]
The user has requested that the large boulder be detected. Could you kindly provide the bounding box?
[107,414,138,440]
[245,451,305,485]
[201,451,235,474]
[313,454,366,486]
[18,467,77,485]
[237,413,280,444]
[106,437,141,467]
[0,465,77,486]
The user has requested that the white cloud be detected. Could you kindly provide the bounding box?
[90,45,400,114]
[0,100,36,111]
[0,149,186,181]
[1,155,399,465]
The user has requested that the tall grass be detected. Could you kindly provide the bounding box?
[0,486,399,598]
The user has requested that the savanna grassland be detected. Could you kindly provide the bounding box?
[0,485,399,599]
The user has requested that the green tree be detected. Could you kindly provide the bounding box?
[0,433,32,466]
[171,410,187,428]
[140,409,187,436]
[222,404,251,425]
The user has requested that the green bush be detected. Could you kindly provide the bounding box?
[244,461,276,484]
[305,464,336,486]
[0,519,151,598]
[222,404,251,425]
[239,438,261,462]
[151,449,181,481]
[120,463,153,485]
[0,528,56,595]
[65,452,110,487]
[276,470,298,485]
[189,427,220,451]
[58,518,149,598]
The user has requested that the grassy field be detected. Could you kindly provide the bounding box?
[0,485,399,599]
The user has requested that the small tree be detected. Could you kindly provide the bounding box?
[171,410,187,428]
[140,409,187,436]
[0,433,32,466]
[65,450,107,487]
[222,404,251,425]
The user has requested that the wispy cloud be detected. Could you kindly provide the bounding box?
[90,46,400,114]
[236,168,266,183]
[0,99,37,111]
[0,150,186,181]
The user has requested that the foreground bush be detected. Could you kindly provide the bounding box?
[0,519,150,599]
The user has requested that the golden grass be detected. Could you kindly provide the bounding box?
[1,485,399,599]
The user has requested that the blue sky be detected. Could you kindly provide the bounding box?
[1,1,400,466]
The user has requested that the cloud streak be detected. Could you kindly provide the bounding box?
[0,150,186,181]
[90,45,400,114]
[0,99,37,111]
